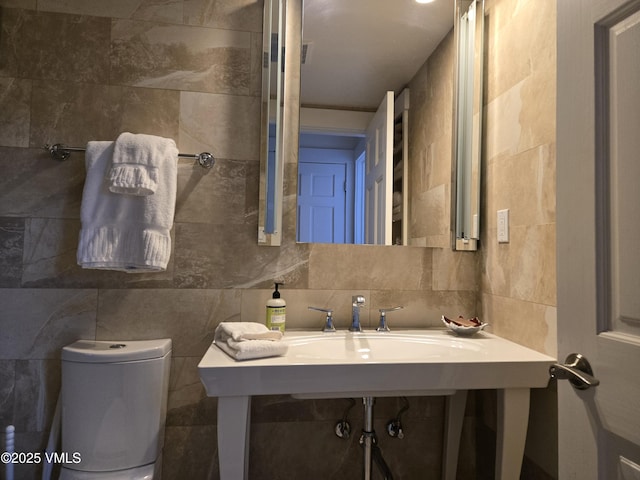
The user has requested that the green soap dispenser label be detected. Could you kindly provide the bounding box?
[266,306,286,332]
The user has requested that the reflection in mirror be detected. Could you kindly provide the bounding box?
[297,93,407,245]
[452,0,484,251]
[297,0,453,245]
[298,131,361,244]
[258,0,484,248]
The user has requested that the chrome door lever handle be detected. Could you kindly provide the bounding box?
[549,353,600,390]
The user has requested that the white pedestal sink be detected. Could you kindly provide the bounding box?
[198,329,555,479]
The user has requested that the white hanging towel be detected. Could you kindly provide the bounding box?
[108,132,178,196]
[77,140,177,272]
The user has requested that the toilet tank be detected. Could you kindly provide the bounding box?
[61,339,172,472]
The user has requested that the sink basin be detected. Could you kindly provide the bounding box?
[198,328,557,480]
[286,331,483,362]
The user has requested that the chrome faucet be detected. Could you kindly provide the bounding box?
[350,295,366,332]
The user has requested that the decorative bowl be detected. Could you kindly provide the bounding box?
[441,315,488,336]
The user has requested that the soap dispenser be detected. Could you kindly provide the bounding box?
[266,282,286,332]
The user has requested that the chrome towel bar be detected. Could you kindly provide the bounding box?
[44,143,215,169]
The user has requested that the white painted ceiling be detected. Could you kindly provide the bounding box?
[301,0,454,111]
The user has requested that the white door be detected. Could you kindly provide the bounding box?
[297,160,347,243]
[557,1,640,478]
[364,91,394,245]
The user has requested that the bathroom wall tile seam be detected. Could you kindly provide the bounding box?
[481,290,556,309]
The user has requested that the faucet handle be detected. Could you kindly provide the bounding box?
[377,306,404,332]
[308,306,336,332]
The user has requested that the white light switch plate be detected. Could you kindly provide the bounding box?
[497,209,509,243]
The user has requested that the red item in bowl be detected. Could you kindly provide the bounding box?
[444,315,482,327]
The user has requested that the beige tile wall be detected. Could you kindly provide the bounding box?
[480,0,558,477]
[481,0,557,355]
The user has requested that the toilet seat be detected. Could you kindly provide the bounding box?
[59,463,155,480]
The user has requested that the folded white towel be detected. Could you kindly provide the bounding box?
[216,322,284,341]
[77,140,177,272]
[108,132,178,196]
[214,322,288,361]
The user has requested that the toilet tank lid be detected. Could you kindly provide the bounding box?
[62,339,172,363]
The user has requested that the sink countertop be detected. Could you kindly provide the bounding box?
[198,329,556,398]
[200,328,556,480]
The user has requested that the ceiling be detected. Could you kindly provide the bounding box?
[300,0,454,111]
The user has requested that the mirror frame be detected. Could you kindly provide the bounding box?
[258,0,484,250]
[257,0,279,245]
[452,0,485,251]
[258,0,303,246]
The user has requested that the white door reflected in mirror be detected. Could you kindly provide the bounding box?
[296,90,409,245]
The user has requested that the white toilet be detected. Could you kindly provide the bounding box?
[59,339,172,480]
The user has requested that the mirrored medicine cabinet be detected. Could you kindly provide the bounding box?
[258,0,484,251]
